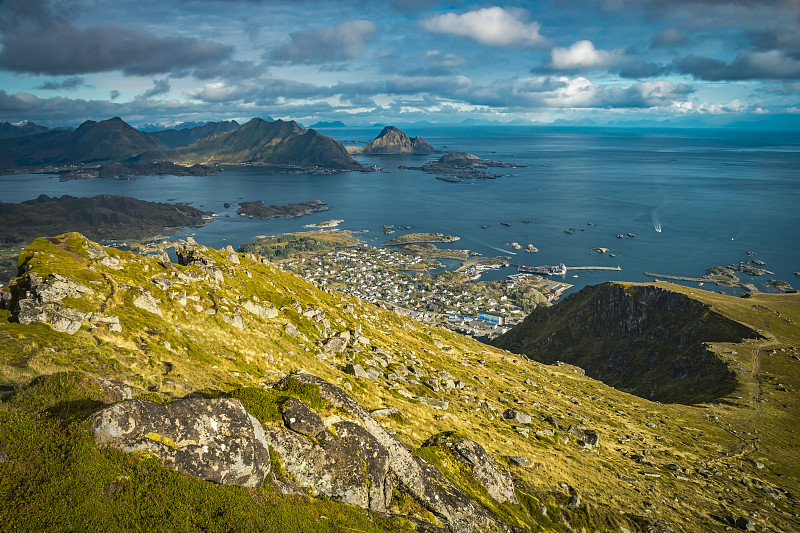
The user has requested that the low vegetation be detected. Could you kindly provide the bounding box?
[1,233,798,532]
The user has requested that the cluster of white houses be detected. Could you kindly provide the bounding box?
[283,245,568,339]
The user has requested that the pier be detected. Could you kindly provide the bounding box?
[644,272,706,282]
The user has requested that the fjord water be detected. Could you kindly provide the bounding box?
[3,126,799,295]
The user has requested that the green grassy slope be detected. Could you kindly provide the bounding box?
[0,234,798,532]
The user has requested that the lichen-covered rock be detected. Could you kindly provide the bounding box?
[440,438,518,505]
[17,299,87,334]
[281,397,324,438]
[92,397,270,488]
[273,373,508,533]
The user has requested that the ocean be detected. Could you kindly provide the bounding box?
[2,126,799,296]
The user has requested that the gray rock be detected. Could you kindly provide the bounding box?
[132,289,162,317]
[745,458,765,469]
[325,337,348,353]
[98,255,121,269]
[443,438,518,504]
[243,300,278,319]
[735,516,756,531]
[579,430,599,449]
[276,373,507,532]
[86,242,108,259]
[221,312,246,330]
[16,299,87,334]
[567,486,581,509]
[365,367,382,381]
[92,397,270,488]
[0,452,8,463]
[416,397,450,410]
[503,409,532,424]
[370,407,400,419]
[281,397,324,438]
[344,363,368,378]
[507,456,533,467]
[535,429,555,438]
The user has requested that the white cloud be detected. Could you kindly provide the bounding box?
[186,82,237,102]
[550,40,620,70]
[422,7,547,47]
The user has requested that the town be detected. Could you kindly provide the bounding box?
[281,244,568,340]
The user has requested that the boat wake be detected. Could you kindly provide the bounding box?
[651,202,664,233]
[491,246,517,255]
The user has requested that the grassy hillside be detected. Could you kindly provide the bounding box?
[1,234,798,531]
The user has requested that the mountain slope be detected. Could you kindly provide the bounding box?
[0,117,167,170]
[0,120,50,139]
[171,118,365,170]
[492,282,761,404]
[146,120,241,148]
[348,126,439,155]
[0,235,798,532]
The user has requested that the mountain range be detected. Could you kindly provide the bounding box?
[0,117,365,173]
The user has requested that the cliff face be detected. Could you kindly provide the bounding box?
[492,282,761,404]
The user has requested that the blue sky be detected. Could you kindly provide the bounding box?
[1,0,799,128]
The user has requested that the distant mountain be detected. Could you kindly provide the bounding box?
[147,120,241,149]
[169,118,365,170]
[347,126,439,155]
[0,117,167,170]
[310,121,346,128]
[0,121,50,139]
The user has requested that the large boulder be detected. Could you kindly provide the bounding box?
[92,397,270,488]
[272,373,509,533]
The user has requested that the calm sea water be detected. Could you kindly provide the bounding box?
[3,126,799,296]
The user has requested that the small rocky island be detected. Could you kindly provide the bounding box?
[59,161,220,181]
[383,232,460,246]
[401,152,526,181]
[346,126,439,155]
[236,200,330,219]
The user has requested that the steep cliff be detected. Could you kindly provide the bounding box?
[492,282,761,404]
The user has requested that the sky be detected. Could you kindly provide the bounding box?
[1,0,800,128]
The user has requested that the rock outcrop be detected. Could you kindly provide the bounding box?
[1,272,94,334]
[91,371,513,532]
[92,397,271,488]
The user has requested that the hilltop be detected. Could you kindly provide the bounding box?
[0,233,798,532]
[0,117,166,170]
[347,126,439,155]
[169,118,366,171]
[146,120,241,149]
